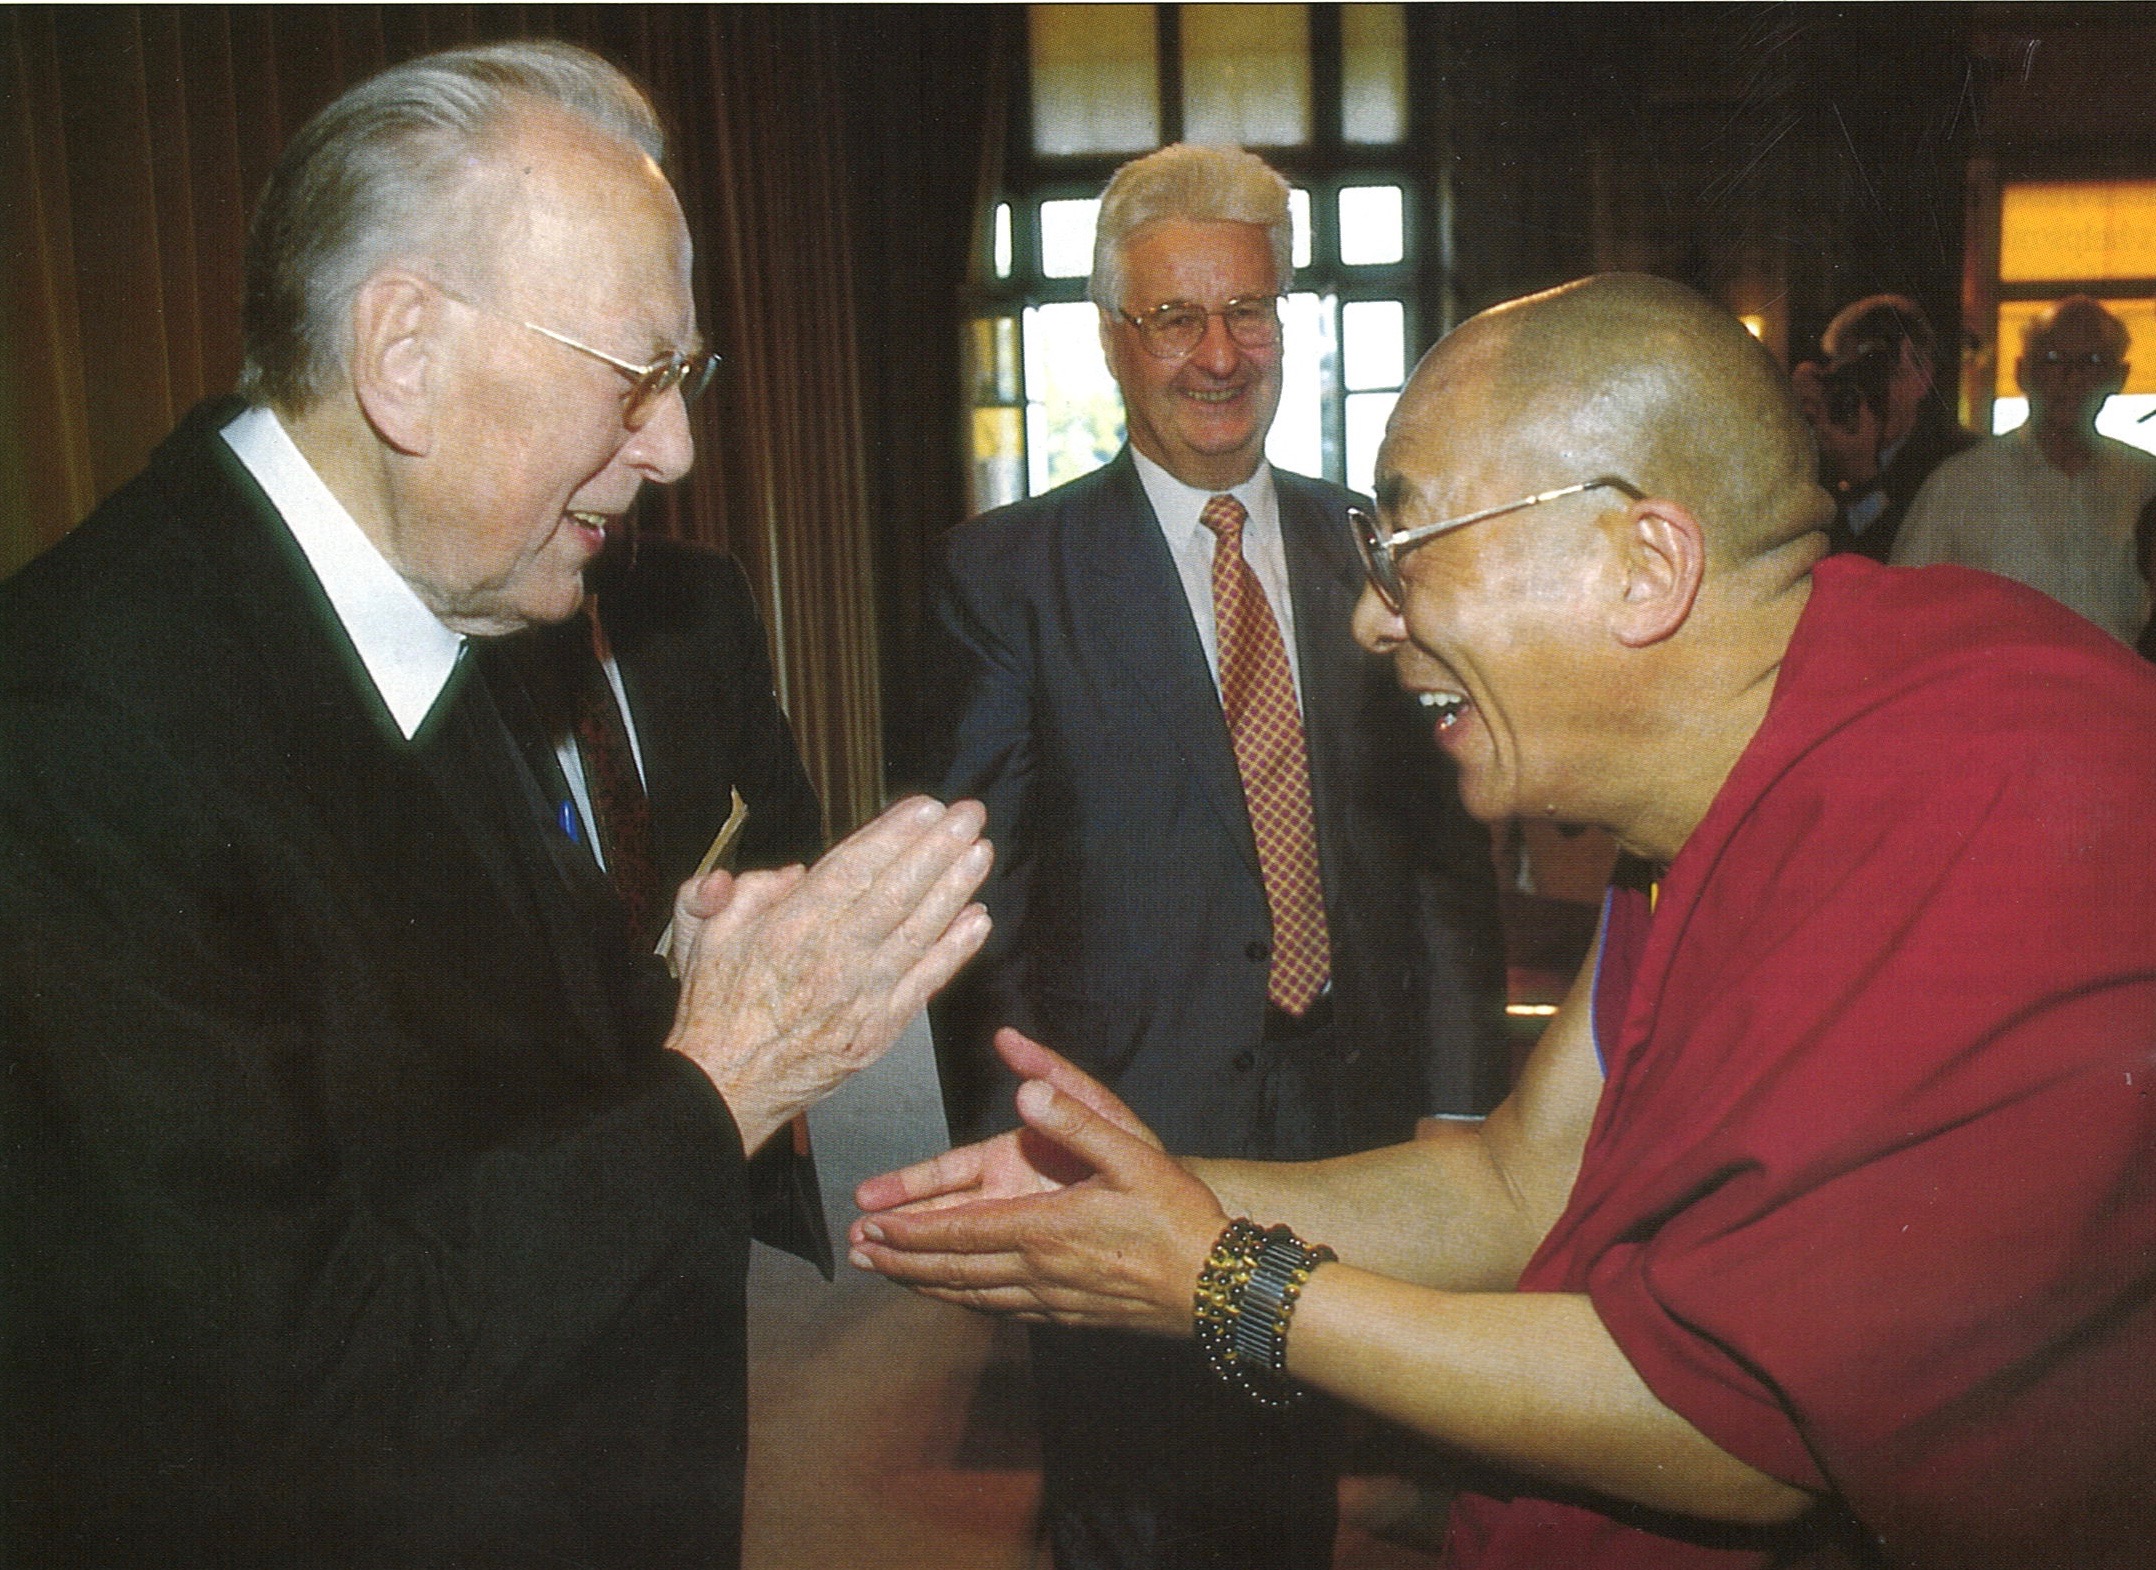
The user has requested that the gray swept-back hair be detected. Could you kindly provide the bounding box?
[238,39,664,411]
[1086,144,1292,313]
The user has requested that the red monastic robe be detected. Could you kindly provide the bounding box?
[1448,556,2156,1569]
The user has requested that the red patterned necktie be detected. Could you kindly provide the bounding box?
[1199,493,1331,1015]
[573,606,662,945]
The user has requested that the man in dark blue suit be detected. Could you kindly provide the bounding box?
[930,144,1506,1570]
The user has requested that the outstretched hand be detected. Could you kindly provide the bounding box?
[854,1029,1157,1218]
[848,1030,1226,1335]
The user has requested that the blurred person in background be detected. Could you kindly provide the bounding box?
[1895,294,2156,644]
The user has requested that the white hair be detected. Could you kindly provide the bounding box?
[238,40,665,410]
[1087,144,1292,312]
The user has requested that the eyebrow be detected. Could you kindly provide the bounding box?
[1373,471,1415,516]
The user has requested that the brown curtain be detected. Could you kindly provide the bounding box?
[825,6,1019,795]
[2,4,1007,834]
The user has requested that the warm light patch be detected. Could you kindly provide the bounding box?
[1183,3,1312,147]
[1030,4,1161,155]
[1999,181,2156,284]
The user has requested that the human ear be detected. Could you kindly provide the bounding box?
[348,271,439,457]
[1609,498,1703,648]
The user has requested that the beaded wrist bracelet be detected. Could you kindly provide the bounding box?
[1194,1218,1267,1389]
[1191,1217,1336,1408]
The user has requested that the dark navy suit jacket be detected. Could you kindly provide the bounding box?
[931,450,1506,1161]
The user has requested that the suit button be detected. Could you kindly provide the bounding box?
[1233,1050,1257,1072]
[1245,941,1270,962]
[1341,1048,1363,1066]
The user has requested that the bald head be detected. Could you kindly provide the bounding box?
[1386,274,1831,569]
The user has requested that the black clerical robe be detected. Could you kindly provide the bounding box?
[0,401,758,1568]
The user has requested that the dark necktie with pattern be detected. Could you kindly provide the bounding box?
[1199,493,1331,1015]
[572,604,662,946]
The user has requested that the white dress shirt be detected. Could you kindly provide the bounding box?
[1132,449,1306,709]
[220,404,644,869]
[219,405,465,738]
[1893,425,2156,645]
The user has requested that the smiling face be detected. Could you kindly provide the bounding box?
[1351,334,1630,827]
[1354,491,1615,827]
[1355,275,1830,862]
[388,105,699,634]
[1100,218,1284,491]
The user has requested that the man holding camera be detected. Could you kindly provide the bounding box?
[1792,294,1972,561]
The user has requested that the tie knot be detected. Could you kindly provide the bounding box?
[1200,493,1248,547]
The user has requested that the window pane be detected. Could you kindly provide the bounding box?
[968,315,1025,513]
[994,203,1014,280]
[972,406,1026,513]
[2100,396,2156,458]
[1031,3,1160,155]
[1999,180,2156,283]
[967,315,1022,405]
[1023,301,1124,492]
[1289,187,1313,270]
[1995,296,2156,396]
[1346,390,1398,495]
[1991,394,2156,458]
[1265,291,1331,478]
[1339,186,1404,266]
[1040,198,1102,280]
[1341,4,1407,144]
[1341,299,1405,391]
[1183,3,1311,148]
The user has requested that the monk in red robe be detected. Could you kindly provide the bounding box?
[852,274,2156,1569]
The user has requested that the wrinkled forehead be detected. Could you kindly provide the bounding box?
[1373,353,1530,521]
[483,113,697,337]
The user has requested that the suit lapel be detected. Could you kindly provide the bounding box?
[1280,474,1364,768]
[460,653,641,1074]
[1076,455,1261,880]
[598,609,714,892]
[1279,474,1372,913]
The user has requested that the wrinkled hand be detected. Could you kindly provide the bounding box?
[663,861,754,977]
[665,796,992,1153]
[848,1039,1226,1336]
[853,1029,1159,1218]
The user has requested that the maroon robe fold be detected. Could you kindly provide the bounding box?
[1449,556,2156,1569]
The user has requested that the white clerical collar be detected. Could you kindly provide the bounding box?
[1130,447,1277,542]
[220,404,465,739]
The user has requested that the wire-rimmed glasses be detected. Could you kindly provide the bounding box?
[1350,476,1644,611]
[1117,294,1284,360]
[432,283,721,430]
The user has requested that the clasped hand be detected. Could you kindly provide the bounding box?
[663,795,993,1154]
[847,1028,1229,1338]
